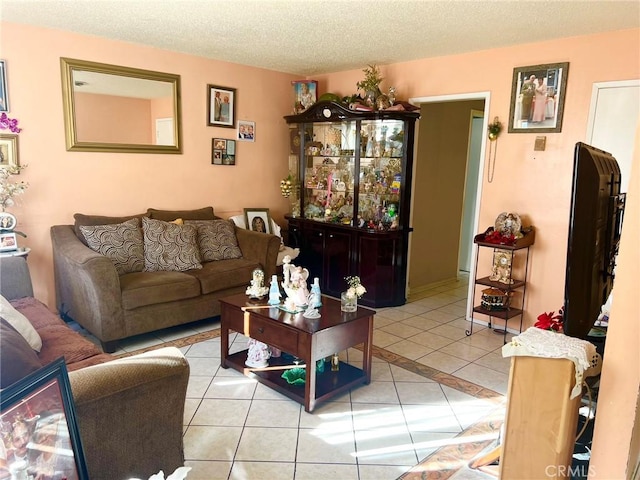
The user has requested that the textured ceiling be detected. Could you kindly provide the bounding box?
[2,0,639,75]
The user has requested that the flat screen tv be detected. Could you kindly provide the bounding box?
[563,142,625,339]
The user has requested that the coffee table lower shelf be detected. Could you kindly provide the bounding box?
[224,350,367,410]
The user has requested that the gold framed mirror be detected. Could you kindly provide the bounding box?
[61,58,182,153]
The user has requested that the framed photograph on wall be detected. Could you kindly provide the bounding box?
[0,358,89,479]
[212,138,236,165]
[243,208,272,234]
[237,120,255,142]
[0,133,19,169]
[292,80,318,114]
[508,62,569,133]
[207,84,236,128]
[0,60,8,112]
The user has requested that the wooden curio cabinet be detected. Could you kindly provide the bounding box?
[284,101,419,308]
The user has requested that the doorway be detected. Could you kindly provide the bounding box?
[407,93,490,304]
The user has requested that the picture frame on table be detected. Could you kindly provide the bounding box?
[0,357,89,480]
[211,138,236,166]
[244,208,272,234]
[0,60,8,112]
[207,84,236,128]
[508,62,569,133]
[0,133,19,169]
[0,231,17,251]
[292,80,318,114]
[237,120,255,142]
[0,212,17,230]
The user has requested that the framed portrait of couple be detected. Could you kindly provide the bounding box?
[508,62,569,133]
[237,120,255,142]
[207,84,236,128]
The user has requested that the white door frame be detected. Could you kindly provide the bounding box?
[409,92,491,320]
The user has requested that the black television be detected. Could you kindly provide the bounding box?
[563,142,625,339]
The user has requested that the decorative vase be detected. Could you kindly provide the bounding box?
[340,291,357,312]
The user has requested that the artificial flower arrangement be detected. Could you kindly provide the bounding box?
[0,164,28,212]
[534,308,564,333]
[344,275,366,299]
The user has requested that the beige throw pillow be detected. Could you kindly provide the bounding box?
[0,294,42,352]
[186,219,243,261]
[142,217,203,272]
[80,218,145,275]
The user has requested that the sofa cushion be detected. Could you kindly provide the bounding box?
[146,207,216,222]
[186,219,243,261]
[0,318,42,388]
[37,324,106,367]
[120,271,201,310]
[186,258,259,294]
[74,212,146,246]
[80,218,145,275]
[7,297,109,369]
[142,217,203,272]
[1,294,42,351]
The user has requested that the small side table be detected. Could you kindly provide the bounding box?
[0,247,31,258]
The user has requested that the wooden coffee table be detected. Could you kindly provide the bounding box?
[219,293,374,412]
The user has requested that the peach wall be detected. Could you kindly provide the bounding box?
[589,126,640,478]
[314,28,640,331]
[0,22,297,307]
[75,92,152,143]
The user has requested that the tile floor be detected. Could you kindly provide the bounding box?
[106,273,514,479]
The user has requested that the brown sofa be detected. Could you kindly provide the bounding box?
[50,207,281,352]
[0,256,189,480]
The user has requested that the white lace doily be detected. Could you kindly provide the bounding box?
[502,327,600,399]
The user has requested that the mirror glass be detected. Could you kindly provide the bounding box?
[61,58,182,153]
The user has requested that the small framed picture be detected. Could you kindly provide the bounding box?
[508,62,569,133]
[0,358,89,479]
[212,138,236,166]
[207,84,236,128]
[237,120,255,142]
[0,212,17,230]
[0,60,8,112]
[244,208,272,234]
[292,80,318,114]
[0,231,17,251]
[0,133,19,169]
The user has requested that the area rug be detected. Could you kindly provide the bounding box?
[117,328,506,478]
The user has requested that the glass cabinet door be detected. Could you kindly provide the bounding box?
[301,120,357,224]
[357,119,404,229]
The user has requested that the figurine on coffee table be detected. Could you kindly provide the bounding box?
[282,256,310,308]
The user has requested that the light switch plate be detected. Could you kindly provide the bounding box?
[534,136,547,151]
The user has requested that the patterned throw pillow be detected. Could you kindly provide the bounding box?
[80,218,145,275]
[186,219,243,262]
[142,217,203,272]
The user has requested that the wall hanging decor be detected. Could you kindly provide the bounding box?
[237,120,255,141]
[486,116,502,183]
[508,62,569,133]
[207,84,236,128]
[211,138,235,165]
[0,60,8,112]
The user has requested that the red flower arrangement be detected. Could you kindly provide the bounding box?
[535,308,564,332]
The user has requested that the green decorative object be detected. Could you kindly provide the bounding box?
[281,367,306,385]
[356,64,383,94]
[318,93,341,103]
